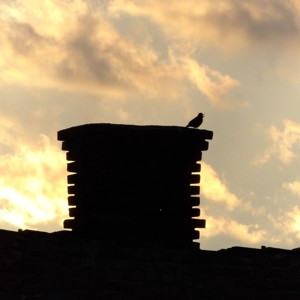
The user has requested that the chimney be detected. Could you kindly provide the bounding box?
[58,124,213,249]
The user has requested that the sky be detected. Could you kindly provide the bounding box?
[1,0,300,250]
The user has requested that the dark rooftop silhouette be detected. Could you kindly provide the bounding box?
[1,123,300,299]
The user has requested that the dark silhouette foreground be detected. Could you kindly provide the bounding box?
[57,123,213,249]
[0,229,298,299]
[0,123,297,299]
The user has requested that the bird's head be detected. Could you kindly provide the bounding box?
[198,113,204,118]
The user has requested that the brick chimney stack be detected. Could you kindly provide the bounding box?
[58,124,213,249]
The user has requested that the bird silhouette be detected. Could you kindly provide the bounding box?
[186,113,204,128]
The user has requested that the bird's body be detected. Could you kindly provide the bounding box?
[186,113,204,128]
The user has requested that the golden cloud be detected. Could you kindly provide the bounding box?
[202,213,266,244]
[283,206,300,240]
[110,0,300,51]
[0,117,68,231]
[200,162,241,210]
[0,0,241,107]
[0,0,181,98]
[283,180,300,197]
[255,119,300,165]
[195,162,268,246]
[267,206,300,246]
[182,57,241,108]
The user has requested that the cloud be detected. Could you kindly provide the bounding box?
[0,116,68,230]
[283,180,300,197]
[0,0,183,99]
[110,0,300,52]
[200,162,241,210]
[283,206,300,241]
[282,182,300,242]
[199,162,269,246]
[255,120,300,165]
[0,0,242,107]
[181,57,241,108]
[1,0,298,110]
[202,213,266,245]
[267,206,300,246]
[282,182,300,241]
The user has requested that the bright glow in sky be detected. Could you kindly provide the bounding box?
[1,0,300,250]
